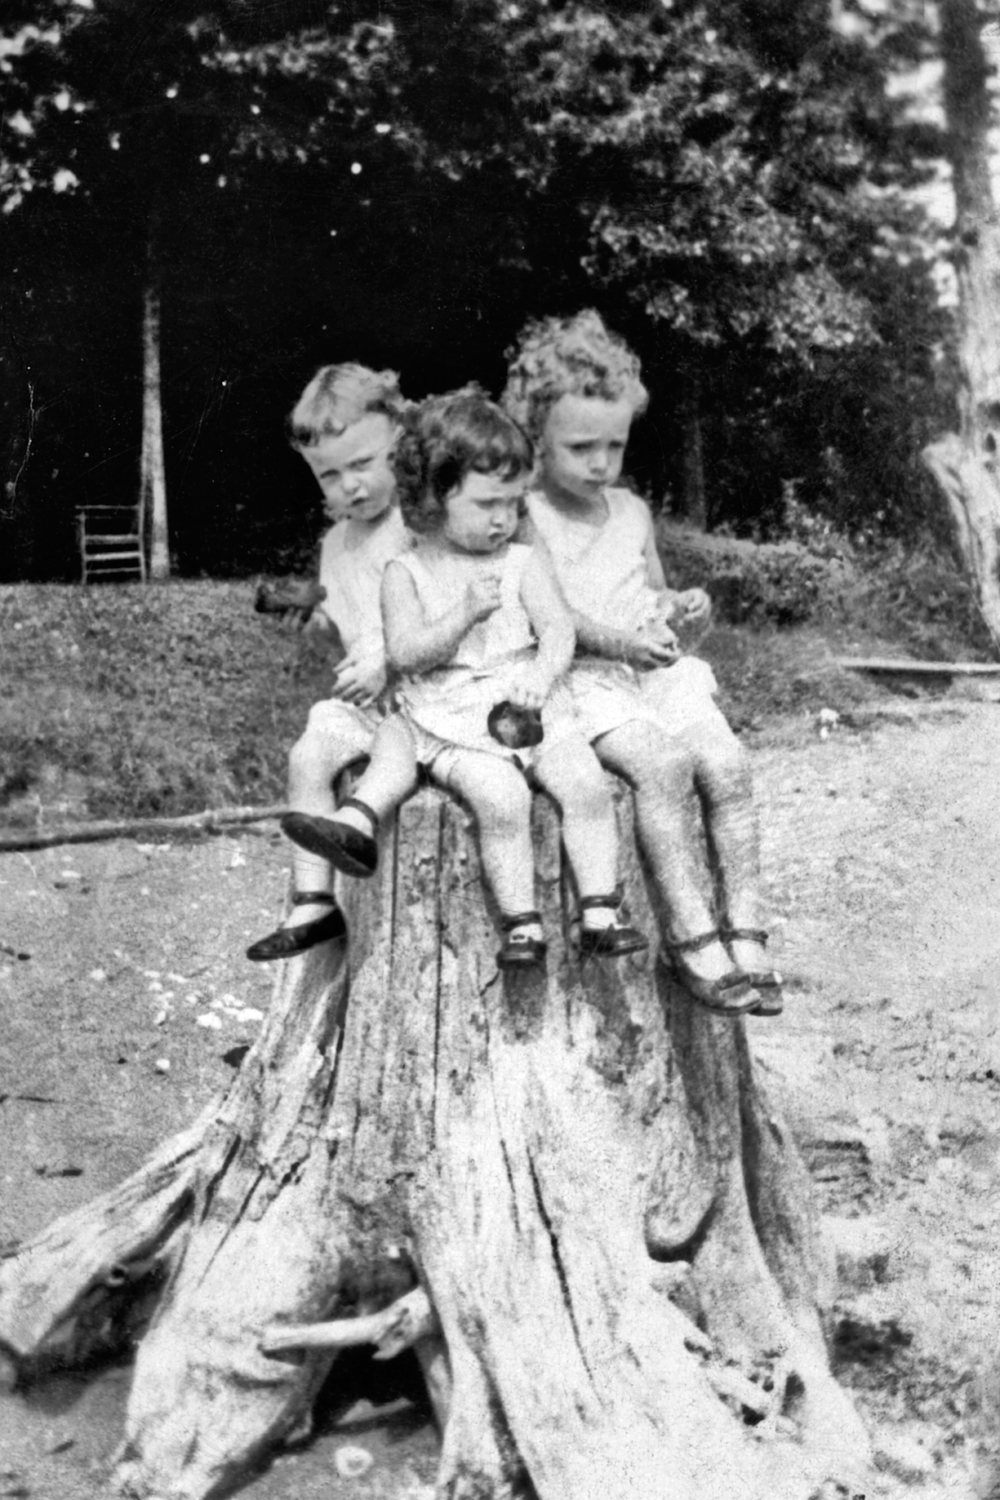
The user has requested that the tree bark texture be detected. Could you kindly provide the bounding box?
[0,786,868,1500]
[924,0,1000,650]
[679,367,708,531]
[142,241,169,582]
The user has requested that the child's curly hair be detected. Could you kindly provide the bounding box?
[288,363,407,449]
[393,386,533,532]
[502,309,648,442]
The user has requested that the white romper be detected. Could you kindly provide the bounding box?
[392,542,578,776]
[526,488,719,739]
[313,506,409,747]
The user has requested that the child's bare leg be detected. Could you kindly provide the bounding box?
[281,717,418,882]
[331,718,418,838]
[440,751,537,936]
[284,700,374,927]
[683,717,766,973]
[593,721,739,986]
[533,736,647,954]
[534,737,617,896]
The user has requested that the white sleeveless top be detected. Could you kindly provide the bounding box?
[394,542,538,751]
[317,507,408,655]
[525,488,663,634]
[524,488,716,740]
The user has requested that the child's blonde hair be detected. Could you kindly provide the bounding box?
[288,363,406,449]
[502,309,648,442]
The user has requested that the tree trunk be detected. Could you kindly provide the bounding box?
[142,234,169,582]
[679,367,708,530]
[923,0,1000,651]
[0,786,869,1500]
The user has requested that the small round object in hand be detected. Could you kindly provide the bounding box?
[487,700,544,750]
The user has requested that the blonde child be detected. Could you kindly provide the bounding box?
[503,311,782,1015]
[246,363,416,961]
[284,387,648,967]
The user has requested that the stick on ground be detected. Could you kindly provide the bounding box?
[0,804,287,854]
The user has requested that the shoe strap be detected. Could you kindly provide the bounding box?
[577,888,623,914]
[723,927,768,946]
[341,796,379,833]
[291,890,338,908]
[663,930,720,955]
[501,909,542,931]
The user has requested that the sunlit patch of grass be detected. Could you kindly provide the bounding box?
[0,548,988,828]
[0,582,333,824]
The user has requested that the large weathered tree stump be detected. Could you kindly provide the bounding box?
[0,784,869,1499]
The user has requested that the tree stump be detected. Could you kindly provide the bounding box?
[0,784,869,1500]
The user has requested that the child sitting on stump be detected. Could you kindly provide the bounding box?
[246,363,416,962]
[281,386,648,968]
[503,310,783,1015]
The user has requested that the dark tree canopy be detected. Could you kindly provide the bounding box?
[0,0,951,579]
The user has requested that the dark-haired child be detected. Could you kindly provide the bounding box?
[283,387,648,968]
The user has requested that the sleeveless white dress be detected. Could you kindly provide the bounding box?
[393,542,578,771]
[526,489,719,738]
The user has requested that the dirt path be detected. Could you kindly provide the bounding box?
[2,701,999,1498]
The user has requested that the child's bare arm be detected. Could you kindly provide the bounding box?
[332,639,387,705]
[642,510,711,627]
[512,548,575,708]
[382,560,500,674]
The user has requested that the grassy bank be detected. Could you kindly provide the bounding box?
[0,582,332,826]
[0,554,986,827]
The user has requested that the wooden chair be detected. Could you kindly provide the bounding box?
[77,505,146,583]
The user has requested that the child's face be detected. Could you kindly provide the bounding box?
[301,413,398,525]
[441,470,524,554]
[540,394,634,505]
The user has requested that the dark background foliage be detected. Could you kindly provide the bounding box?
[0,0,955,581]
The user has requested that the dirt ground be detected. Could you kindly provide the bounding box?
[3,695,1000,1499]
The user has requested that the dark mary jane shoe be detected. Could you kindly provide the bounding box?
[246,891,346,962]
[281,797,379,879]
[722,927,785,1017]
[497,910,548,969]
[574,891,649,959]
[661,930,759,1016]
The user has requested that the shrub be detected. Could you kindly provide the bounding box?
[656,520,854,627]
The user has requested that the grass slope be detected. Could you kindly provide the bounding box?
[0,567,984,829]
[0,583,333,825]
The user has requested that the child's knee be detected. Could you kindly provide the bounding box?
[693,720,746,779]
[468,764,531,838]
[615,724,697,792]
[540,755,612,822]
[289,702,362,783]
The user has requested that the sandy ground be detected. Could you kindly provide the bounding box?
[2,697,1000,1498]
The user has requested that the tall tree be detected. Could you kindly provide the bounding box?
[1,0,373,578]
[922,0,1000,650]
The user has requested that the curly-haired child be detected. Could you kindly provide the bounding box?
[279,386,651,968]
[503,311,782,1014]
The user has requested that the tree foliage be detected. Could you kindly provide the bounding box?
[0,0,954,576]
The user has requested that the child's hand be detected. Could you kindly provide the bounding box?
[626,620,681,668]
[674,588,712,626]
[331,647,387,706]
[506,663,551,711]
[465,571,504,624]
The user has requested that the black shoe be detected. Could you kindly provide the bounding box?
[281,797,379,879]
[721,928,784,1016]
[575,891,649,959]
[661,931,757,1014]
[497,910,548,969]
[246,891,346,962]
